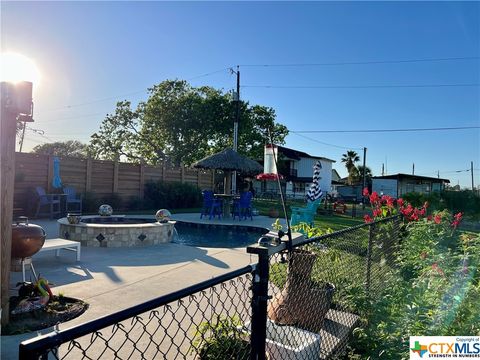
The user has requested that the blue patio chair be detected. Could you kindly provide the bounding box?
[232,191,253,221]
[200,190,223,220]
[34,186,61,219]
[63,186,82,213]
[290,198,321,227]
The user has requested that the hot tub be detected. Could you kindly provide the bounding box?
[58,215,175,248]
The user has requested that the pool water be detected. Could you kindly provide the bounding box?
[173,222,268,248]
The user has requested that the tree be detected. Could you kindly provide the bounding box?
[31,140,91,158]
[352,165,373,185]
[341,150,360,185]
[90,80,288,165]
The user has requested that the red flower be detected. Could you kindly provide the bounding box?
[373,208,382,217]
[418,207,426,216]
[397,198,404,207]
[427,215,433,221]
[434,215,441,224]
[423,201,429,209]
[369,192,379,204]
[364,214,373,223]
[363,187,369,197]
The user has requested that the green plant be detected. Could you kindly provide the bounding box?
[144,181,202,209]
[349,210,480,359]
[191,316,250,360]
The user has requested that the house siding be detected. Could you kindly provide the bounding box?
[372,179,398,198]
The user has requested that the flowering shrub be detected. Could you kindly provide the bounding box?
[362,188,463,228]
[350,196,478,358]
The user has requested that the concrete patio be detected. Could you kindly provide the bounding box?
[1,214,286,359]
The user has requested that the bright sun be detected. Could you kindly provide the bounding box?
[0,52,40,85]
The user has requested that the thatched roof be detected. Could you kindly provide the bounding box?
[193,148,263,174]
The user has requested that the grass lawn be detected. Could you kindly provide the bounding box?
[253,198,364,231]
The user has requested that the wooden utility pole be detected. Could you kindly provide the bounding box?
[1,81,33,325]
[1,83,18,325]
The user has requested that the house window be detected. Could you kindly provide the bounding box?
[293,183,305,193]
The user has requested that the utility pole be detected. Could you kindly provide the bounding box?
[231,66,240,194]
[437,170,440,179]
[381,163,384,176]
[471,161,475,191]
[412,163,415,175]
[361,147,367,209]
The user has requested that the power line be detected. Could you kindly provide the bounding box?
[40,67,231,113]
[289,131,363,151]
[242,83,479,89]
[292,126,480,134]
[239,56,480,67]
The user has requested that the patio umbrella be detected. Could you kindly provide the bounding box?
[193,148,263,194]
[306,160,323,202]
[52,156,63,189]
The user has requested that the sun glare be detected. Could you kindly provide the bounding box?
[0,52,40,85]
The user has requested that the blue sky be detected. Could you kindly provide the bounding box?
[2,1,479,187]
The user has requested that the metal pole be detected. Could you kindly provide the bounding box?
[365,222,374,297]
[362,147,367,209]
[249,248,269,360]
[232,66,240,194]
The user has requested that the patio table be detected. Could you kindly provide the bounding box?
[214,194,239,218]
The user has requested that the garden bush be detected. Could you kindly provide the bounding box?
[402,190,480,217]
[144,180,202,209]
[349,191,479,358]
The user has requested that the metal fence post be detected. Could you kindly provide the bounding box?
[248,247,270,360]
[365,222,374,297]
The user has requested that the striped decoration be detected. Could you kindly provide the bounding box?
[306,160,323,202]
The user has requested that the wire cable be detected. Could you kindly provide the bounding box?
[242,83,479,89]
[292,126,480,134]
[239,56,480,67]
[289,132,363,151]
[40,67,231,113]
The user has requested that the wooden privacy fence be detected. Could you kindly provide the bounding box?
[14,152,215,210]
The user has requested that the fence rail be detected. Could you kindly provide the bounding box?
[19,215,402,359]
[19,265,254,360]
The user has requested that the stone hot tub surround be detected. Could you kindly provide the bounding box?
[58,216,175,248]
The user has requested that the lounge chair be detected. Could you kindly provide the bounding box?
[290,198,321,227]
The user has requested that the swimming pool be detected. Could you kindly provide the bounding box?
[173,222,268,248]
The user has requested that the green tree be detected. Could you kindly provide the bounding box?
[90,80,288,165]
[31,140,91,158]
[351,165,373,185]
[341,150,360,185]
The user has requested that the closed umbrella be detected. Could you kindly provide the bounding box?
[306,160,323,202]
[52,156,63,189]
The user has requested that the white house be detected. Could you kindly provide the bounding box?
[254,145,335,199]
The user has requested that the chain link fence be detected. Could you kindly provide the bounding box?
[20,216,402,359]
[264,215,402,359]
[19,267,253,360]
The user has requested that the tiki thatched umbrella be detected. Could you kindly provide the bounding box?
[193,148,263,194]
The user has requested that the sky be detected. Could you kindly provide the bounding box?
[1,1,479,188]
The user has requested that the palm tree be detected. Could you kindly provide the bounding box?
[341,150,360,184]
[353,165,373,185]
